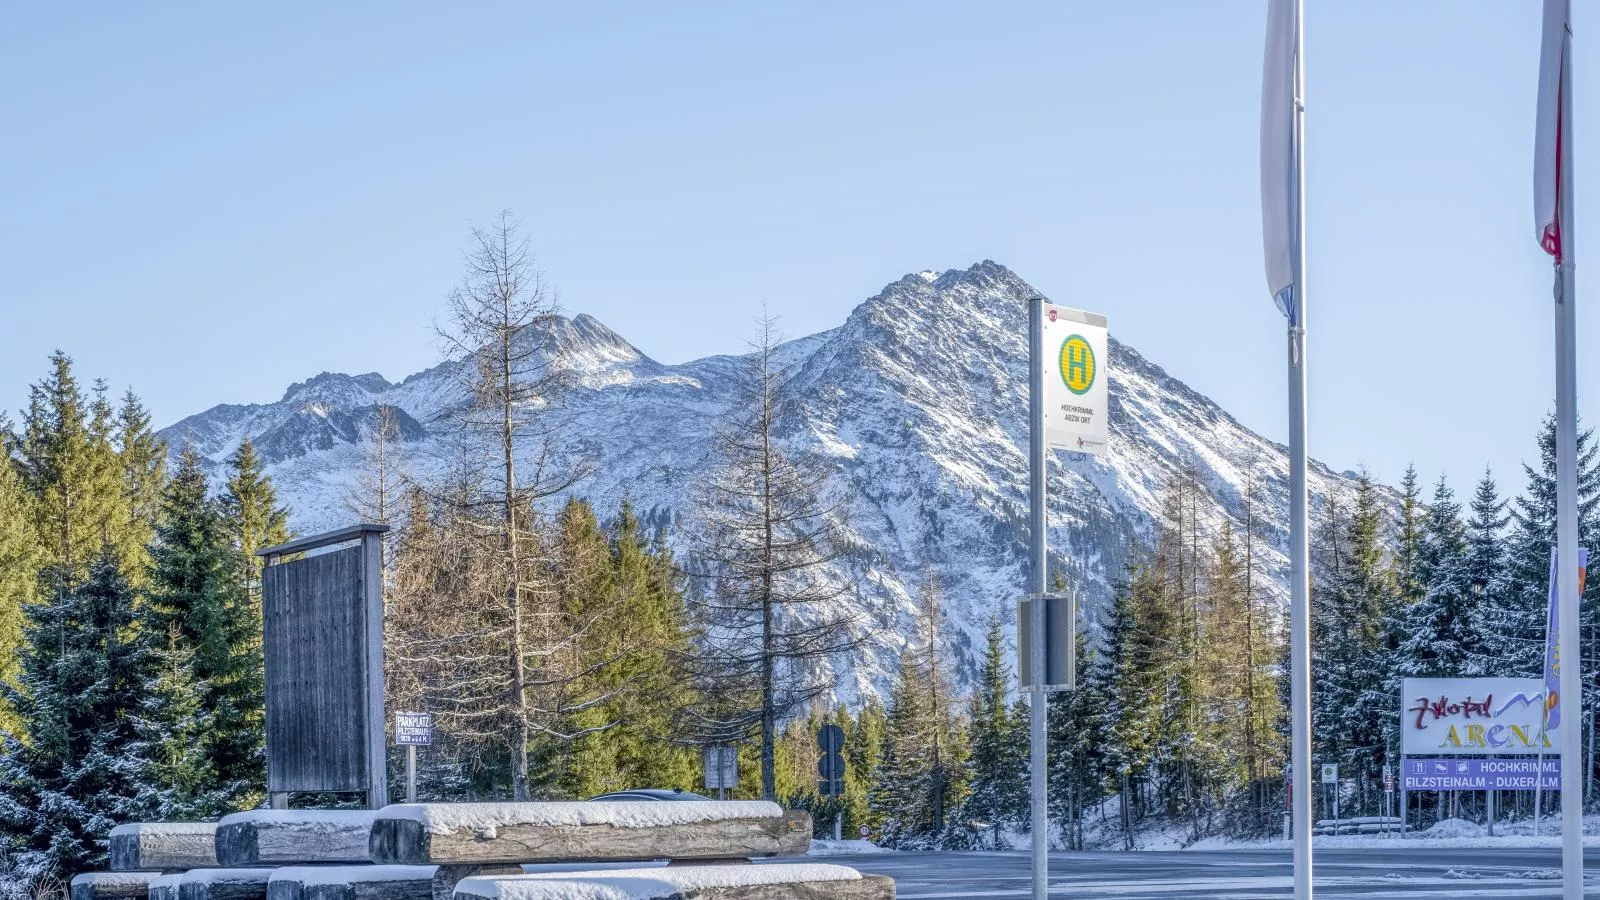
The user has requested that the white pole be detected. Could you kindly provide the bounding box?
[1554,7,1581,893]
[1287,1,1313,897]
[406,744,417,803]
[1028,295,1049,900]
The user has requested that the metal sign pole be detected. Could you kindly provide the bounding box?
[406,745,417,803]
[1027,296,1049,900]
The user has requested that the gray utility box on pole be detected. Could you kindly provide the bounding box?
[1018,593,1076,692]
[258,524,390,810]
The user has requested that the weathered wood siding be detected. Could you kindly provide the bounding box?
[263,546,371,793]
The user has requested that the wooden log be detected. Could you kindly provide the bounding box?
[266,866,439,900]
[148,874,183,900]
[216,811,376,866]
[451,864,894,900]
[369,803,809,866]
[110,823,220,871]
[175,869,273,900]
[69,872,160,900]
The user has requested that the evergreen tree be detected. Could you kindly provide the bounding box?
[1313,473,1397,811]
[545,497,623,797]
[1462,470,1513,677]
[14,354,127,591]
[1494,417,1600,676]
[121,625,219,821]
[843,700,886,838]
[1392,464,1426,608]
[0,552,150,886]
[113,390,166,584]
[0,456,39,736]
[869,652,938,848]
[148,448,256,809]
[961,616,1028,847]
[1392,479,1481,681]
[1050,622,1105,850]
[214,439,287,806]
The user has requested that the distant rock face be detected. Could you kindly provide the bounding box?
[160,262,1364,704]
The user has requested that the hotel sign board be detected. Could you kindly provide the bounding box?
[1400,677,1555,756]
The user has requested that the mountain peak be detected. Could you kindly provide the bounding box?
[158,261,1369,704]
[280,371,389,404]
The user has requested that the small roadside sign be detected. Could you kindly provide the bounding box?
[1383,768,1394,792]
[704,746,738,791]
[1321,763,1339,785]
[859,825,870,839]
[395,711,433,746]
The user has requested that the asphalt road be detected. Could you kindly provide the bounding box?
[822,847,1600,898]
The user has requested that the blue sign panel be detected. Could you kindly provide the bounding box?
[1402,757,1559,791]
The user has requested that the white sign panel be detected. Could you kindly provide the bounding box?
[1040,303,1109,455]
[1320,763,1338,784]
[703,746,738,790]
[1401,677,1554,756]
[394,711,433,746]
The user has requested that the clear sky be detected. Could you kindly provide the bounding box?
[0,1,1590,498]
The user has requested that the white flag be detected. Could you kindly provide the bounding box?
[1535,0,1570,259]
[1260,0,1298,322]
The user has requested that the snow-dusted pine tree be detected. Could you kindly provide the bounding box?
[0,553,150,888]
[961,616,1027,848]
[1391,478,1482,681]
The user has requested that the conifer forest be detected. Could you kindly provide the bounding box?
[1,219,1594,895]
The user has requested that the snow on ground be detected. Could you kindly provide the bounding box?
[807,840,886,856]
[1199,813,1600,850]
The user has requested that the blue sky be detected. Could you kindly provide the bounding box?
[0,1,1590,498]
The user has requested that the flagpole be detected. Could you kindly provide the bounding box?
[1553,6,1581,893]
[1286,1,1314,897]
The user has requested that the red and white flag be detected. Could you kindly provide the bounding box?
[1536,0,1571,259]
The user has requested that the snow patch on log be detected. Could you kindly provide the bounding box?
[453,863,862,900]
[378,803,783,837]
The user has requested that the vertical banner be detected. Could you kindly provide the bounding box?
[1039,303,1109,455]
[1543,547,1589,733]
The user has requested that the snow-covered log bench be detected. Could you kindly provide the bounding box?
[266,866,441,900]
[69,872,161,900]
[172,869,273,900]
[149,874,182,900]
[453,863,894,900]
[216,811,377,866]
[110,824,220,872]
[368,802,810,867]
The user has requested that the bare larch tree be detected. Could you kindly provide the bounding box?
[687,315,866,800]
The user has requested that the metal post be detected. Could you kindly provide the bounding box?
[1286,2,1314,894]
[406,745,417,803]
[362,531,389,810]
[1028,295,1049,900]
[834,815,842,843]
[1553,8,1582,896]
[1400,756,1407,836]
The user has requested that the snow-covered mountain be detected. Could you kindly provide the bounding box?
[161,262,1361,703]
